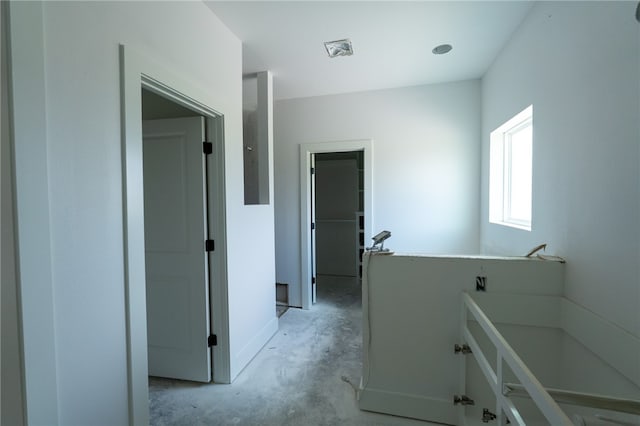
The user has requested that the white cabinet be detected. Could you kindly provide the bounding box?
[359,253,565,424]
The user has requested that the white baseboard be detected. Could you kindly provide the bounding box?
[230,316,278,381]
[358,387,458,425]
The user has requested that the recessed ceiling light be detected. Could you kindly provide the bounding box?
[324,39,353,58]
[432,44,453,55]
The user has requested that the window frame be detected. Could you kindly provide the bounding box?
[489,105,533,231]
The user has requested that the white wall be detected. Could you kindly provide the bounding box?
[227,68,277,379]
[8,1,275,424]
[480,2,640,338]
[1,2,26,423]
[275,81,481,307]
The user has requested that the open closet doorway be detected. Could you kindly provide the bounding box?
[299,140,373,310]
[312,151,364,302]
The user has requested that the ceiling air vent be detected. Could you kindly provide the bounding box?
[324,39,353,58]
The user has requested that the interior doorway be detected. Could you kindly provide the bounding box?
[141,90,213,382]
[299,140,373,310]
[120,45,231,423]
[312,151,364,302]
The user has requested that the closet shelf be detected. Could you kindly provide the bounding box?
[316,219,357,223]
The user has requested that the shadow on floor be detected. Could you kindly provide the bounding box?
[276,304,289,318]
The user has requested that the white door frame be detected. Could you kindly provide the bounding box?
[120,45,230,425]
[299,140,373,310]
[5,2,59,423]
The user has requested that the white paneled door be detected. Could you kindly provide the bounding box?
[143,117,211,382]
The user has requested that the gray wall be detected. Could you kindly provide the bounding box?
[1,2,25,423]
[480,2,640,338]
[274,80,481,307]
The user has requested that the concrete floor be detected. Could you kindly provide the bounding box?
[149,275,436,426]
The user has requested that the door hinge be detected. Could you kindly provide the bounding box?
[312,277,316,284]
[205,239,215,252]
[311,222,315,230]
[310,167,315,175]
[208,334,217,347]
[203,141,213,155]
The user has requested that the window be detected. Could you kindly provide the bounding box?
[489,105,533,231]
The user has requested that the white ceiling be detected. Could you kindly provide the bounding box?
[206,1,534,101]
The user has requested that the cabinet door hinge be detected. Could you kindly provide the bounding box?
[453,395,475,406]
[482,408,498,423]
[454,343,472,354]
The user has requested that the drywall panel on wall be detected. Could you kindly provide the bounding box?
[274,80,481,307]
[480,1,640,337]
[8,1,274,423]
